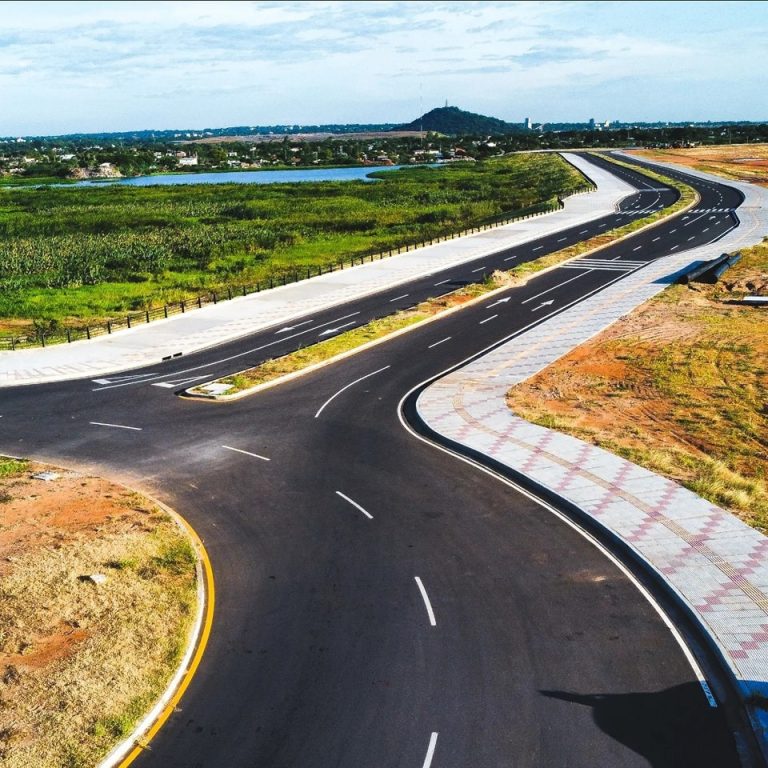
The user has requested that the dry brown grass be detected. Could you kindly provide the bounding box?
[630,144,768,187]
[0,459,197,767]
[507,240,768,531]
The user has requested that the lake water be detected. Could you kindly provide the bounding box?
[70,164,407,188]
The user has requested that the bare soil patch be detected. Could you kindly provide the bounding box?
[0,458,197,767]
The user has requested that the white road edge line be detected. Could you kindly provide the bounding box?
[428,337,451,349]
[414,576,436,626]
[335,491,373,519]
[396,394,718,708]
[222,445,270,461]
[314,365,391,419]
[89,421,142,431]
[422,732,439,768]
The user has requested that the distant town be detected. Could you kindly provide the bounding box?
[2,106,767,182]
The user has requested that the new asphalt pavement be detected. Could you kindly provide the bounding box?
[0,153,753,767]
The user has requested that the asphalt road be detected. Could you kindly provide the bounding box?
[0,154,753,767]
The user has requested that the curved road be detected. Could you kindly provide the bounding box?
[0,154,751,766]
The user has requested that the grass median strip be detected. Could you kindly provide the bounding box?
[188,158,698,401]
[0,457,198,767]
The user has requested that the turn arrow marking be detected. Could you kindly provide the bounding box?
[531,300,555,312]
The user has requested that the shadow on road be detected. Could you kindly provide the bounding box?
[541,683,739,767]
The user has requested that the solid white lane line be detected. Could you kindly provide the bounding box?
[314,365,391,418]
[479,314,498,325]
[91,312,362,390]
[389,293,409,302]
[222,445,270,461]
[428,337,451,349]
[415,577,436,626]
[433,278,451,286]
[471,265,486,273]
[422,732,439,768]
[335,491,373,519]
[89,421,142,431]
[521,270,590,303]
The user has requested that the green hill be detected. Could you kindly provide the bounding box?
[394,106,521,135]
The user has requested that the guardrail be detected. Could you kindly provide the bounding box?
[0,184,594,351]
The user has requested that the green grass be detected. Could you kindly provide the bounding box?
[0,152,587,337]
[0,456,28,478]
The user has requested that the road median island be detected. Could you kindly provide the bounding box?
[506,237,768,531]
[186,160,698,402]
[0,456,205,768]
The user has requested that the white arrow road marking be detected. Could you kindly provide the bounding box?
[531,300,555,312]
[151,374,210,389]
[222,445,270,461]
[335,491,373,519]
[319,321,357,336]
[92,373,158,385]
[415,577,436,627]
[422,733,439,768]
[275,320,313,334]
[486,297,511,309]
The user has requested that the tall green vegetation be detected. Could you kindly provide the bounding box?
[0,153,586,333]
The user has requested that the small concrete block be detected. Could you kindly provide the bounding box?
[86,573,107,585]
[32,471,60,481]
[200,382,233,395]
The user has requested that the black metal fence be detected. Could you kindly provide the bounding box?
[1,185,593,350]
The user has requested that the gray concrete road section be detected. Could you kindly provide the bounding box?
[416,157,768,759]
[0,153,634,387]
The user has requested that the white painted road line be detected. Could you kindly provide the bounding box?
[89,421,142,431]
[578,229,589,234]
[222,445,270,461]
[318,320,357,337]
[389,293,409,302]
[314,365,391,418]
[335,491,373,519]
[471,265,486,273]
[479,314,498,325]
[422,732,439,768]
[415,577,436,626]
[532,245,543,251]
[433,278,451,286]
[557,237,566,242]
[652,236,661,242]
[670,244,679,251]
[632,245,642,251]
[428,337,451,349]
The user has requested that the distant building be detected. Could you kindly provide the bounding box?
[524,117,532,130]
[178,155,198,166]
[588,118,596,130]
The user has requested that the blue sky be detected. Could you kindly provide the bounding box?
[0,0,766,136]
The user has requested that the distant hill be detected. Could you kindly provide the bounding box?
[394,106,522,135]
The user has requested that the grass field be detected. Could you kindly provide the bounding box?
[0,152,587,337]
[0,457,198,767]
[507,239,768,531]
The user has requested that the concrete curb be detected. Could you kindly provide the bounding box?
[413,164,768,761]
[98,493,214,768]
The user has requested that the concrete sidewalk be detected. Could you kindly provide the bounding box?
[416,166,768,756]
[0,153,634,387]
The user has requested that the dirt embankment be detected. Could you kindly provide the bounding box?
[0,458,197,768]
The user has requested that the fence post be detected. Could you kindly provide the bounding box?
[66,328,71,343]
[164,305,168,318]
[145,310,150,323]
[213,292,217,304]
[41,333,45,348]
[107,320,112,334]
[197,296,202,309]
[127,315,131,329]
[180,301,185,313]
[86,326,91,340]
[227,287,232,300]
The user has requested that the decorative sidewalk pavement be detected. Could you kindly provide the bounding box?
[417,161,768,755]
[0,153,634,387]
